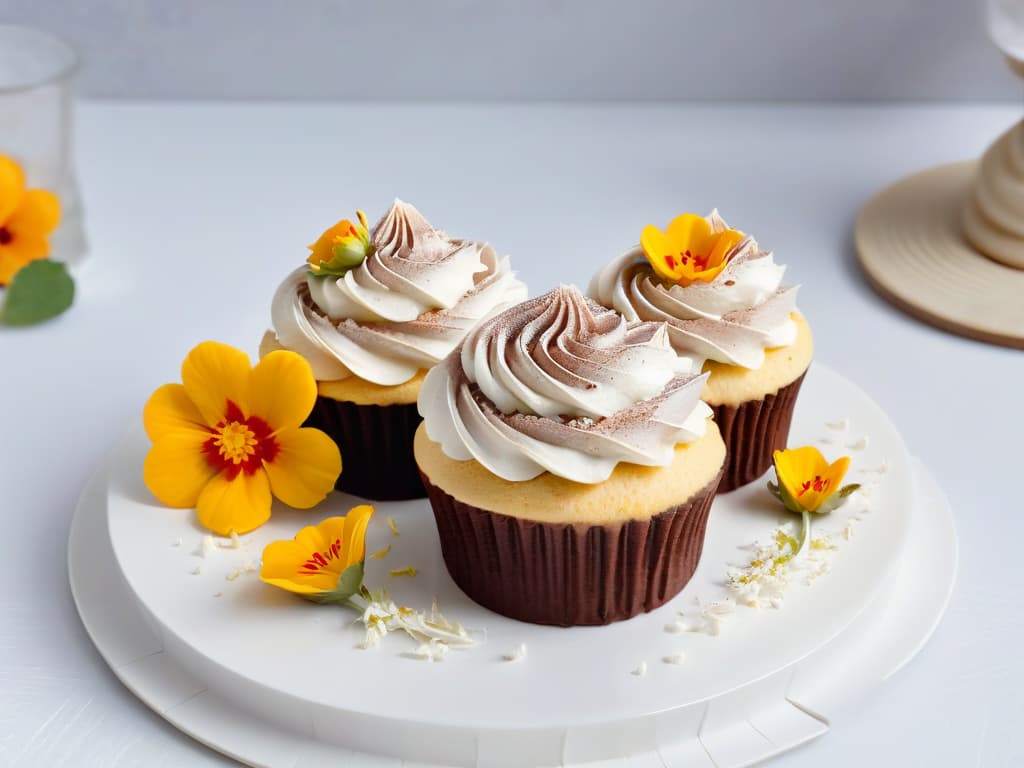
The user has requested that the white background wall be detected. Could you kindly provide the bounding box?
[3,0,1021,101]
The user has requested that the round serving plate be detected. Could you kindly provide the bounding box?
[69,363,956,767]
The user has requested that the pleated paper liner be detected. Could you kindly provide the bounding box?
[712,372,806,494]
[304,396,426,501]
[421,471,723,627]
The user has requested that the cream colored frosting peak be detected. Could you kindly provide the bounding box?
[269,200,527,385]
[419,285,712,484]
[588,211,799,370]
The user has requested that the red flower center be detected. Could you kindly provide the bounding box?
[664,249,708,271]
[202,399,279,480]
[797,475,829,497]
[0,227,12,245]
[297,537,344,576]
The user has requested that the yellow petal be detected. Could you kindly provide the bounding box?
[0,236,48,285]
[250,350,318,431]
[708,230,744,267]
[640,224,679,281]
[143,431,217,508]
[264,426,341,509]
[143,383,208,442]
[260,539,339,593]
[308,218,357,266]
[196,469,272,535]
[180,341,252,427]
[342,504,374,565]
[6,189,61,236]
[665,213,711,252]
[0,155,26,223]
[773,446,825,505]
[260,513,367,594]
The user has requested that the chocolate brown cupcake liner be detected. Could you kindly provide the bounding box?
[304,396,425,501]
[421,470,723,627]
[712,372,806,494]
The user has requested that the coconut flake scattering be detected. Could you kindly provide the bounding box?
[358,593,478,656]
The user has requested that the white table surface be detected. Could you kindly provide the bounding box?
[2,101,1022,767]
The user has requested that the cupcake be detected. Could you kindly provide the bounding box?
[589,210,812,493]
[261,199,527,500]
[414,285,726,626]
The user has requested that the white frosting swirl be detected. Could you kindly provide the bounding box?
[269,200,527,385]
[588,211,799,369]
[419,285,712,484]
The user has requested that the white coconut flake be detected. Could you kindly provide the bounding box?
[223,531,241,550]
[631,662,648,677]
[411,640,450,662]
[826,418,850,431]
[357,592,478,653]
[847,436,869,451]
[226,560,258,581]
[190,565,202,576]
[171,538,182,548]
[197,534,217,559]
[844,521,856,541]
[503,643,528,662]
[213,592,223,598]
[662,653,686,666]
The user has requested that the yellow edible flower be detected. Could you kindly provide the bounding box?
[143,341,342,535]
[260,506,374,604]
[640,212,744,287]
[307,210,372,276]
[0,154,61,285]
[772,446,851,514]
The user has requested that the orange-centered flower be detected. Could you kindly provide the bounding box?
[772,446,851,514]
[0,154,61,286]
[640,212,744,287]
[143,341,342,536]
[307,210,372,276]
[260,506,374,603]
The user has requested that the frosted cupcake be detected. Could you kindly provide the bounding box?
[261,199,527,500]
[414,285,726,626]
[589,211,812,492]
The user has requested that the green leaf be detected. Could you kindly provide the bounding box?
[304,560,365,605]
[1,260,74,326]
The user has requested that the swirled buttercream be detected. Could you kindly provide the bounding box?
[419,285,712,484]
[588,211,799,370]
[269,200,527,385]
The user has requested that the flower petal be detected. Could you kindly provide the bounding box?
[308,218,357,267]
[260,539,340,594]
[640,225,676,281]
[143,383,209,442]
[144,431,217,508]
[773,446,825,506]
[263,426,341,509]
[250,350,318,431]
[6,189,61,236]
[666,213,710,252]
[0,237,47,285]
[0,155,26,223]
[196,469,272,535]
[342,504,374,565]
[709,230,744,267]
[181,341,252,427]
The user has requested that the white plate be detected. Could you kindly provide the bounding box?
[69,363,951,767]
